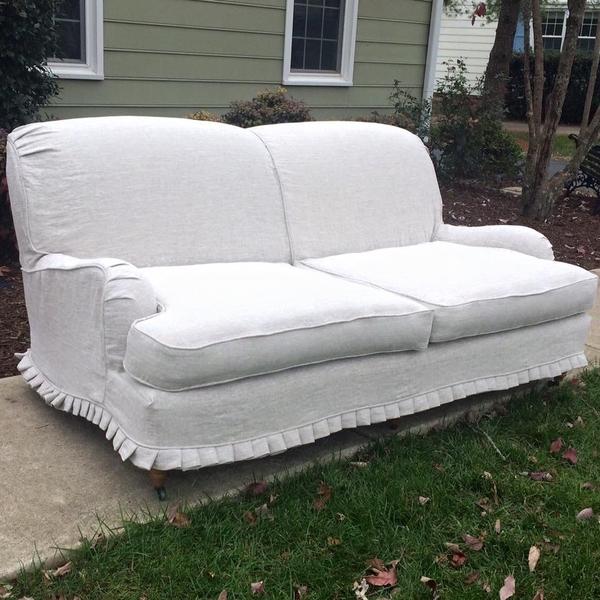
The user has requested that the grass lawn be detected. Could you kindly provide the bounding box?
[509,132,579,161]
[8,370,600,600]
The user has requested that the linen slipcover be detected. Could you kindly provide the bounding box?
[251,121,443,261]
[6,117,597,475]
[300,241,598,342]
[7,116,291,269]
[124,262,434,390]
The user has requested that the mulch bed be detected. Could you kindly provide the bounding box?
[1,183,599,379]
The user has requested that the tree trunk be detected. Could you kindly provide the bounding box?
[520,0,588,220]
[482,0,522,106]
[581,25,600,129]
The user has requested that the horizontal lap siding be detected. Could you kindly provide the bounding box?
[49,0,432,120]
[435,12,497,90]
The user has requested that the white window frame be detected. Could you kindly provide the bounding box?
[47,0,104,80]
[283,0,358,87]
[539,8,599,52]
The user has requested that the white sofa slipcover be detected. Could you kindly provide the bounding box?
[6,117,597,496]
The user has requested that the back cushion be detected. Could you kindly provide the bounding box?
[7,117,291,269]
[252,121,443,261]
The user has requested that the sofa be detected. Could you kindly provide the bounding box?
[7,117,598,498]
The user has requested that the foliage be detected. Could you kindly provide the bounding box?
[0,129,17,262]
[506,51,600,125]
[187,110,222,122]
[429,60,522,180]
[0,0,60,131]
[388,80,432,140]
[11,370,600,599]
[220,87,312,128]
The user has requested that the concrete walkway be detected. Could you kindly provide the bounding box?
[2,272,600,581]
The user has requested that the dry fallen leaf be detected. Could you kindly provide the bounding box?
[481,581,492,593]
[499,574,516,600]
[476,497,494,513]
[365,568,397,587]
[450,551,468,569]
[533,590,545,600]
[573,416,585,428]
[254,503,274,520]
[550,438,563,453]
[245,511,257,525]
[419,496,430,505]
[0,585,13,599]
[313,482,332,510]
[365,558,386,572]
[420,576,437,590]
[462,533,484,551]
[494,519,501,534]
[444,542,461,553]
[251,581,265,595]
[327,537,341,546]
[218,591,228,600]
[353,579,369,600]
[464,572,480,585]
[542,540,560,553]
[349,461,369,468]
[527,472,553,481]
[576,507,594,520]
[245,481,268,495]
[281,551,290,562]
[562,446,579,465]
[52,562,72,578]
[581,482,596,490]
[294,584,308,599]
[167,501,191,528]
[482,471,493,479]
[528,546,541,572]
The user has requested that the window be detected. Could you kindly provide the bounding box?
[540,9,598,52]
[283,0,358,86]
[47,0,103,80]
[541,10,564,50]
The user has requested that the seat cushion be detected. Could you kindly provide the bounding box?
[299,241,598,343]
[124,262,433,390]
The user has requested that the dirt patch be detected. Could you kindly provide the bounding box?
[1,182,599,378]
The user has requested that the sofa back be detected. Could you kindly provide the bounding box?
[7,117,291,269]
[253,121,442,261]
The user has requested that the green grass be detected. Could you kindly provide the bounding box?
[10,370,600,600]
[509,131,579,160]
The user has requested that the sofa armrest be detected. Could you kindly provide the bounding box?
[22,254,156,404]
[432,223,554,260]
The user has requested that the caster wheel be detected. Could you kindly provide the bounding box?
[155,485,167,501]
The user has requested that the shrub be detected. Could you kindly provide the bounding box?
[429,59,522,180]
[0,129,17,262]
[0,0,60,131]
[187,110,222,122]
[220,87,312,128]
[506,51,600,124]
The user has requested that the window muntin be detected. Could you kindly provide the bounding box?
[541,10,564,50]
[578,11,598,52]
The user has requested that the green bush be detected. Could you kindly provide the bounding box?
[221,87,312,128]
[0,0,60,131]
[187,110,222,123]
[0,129,17,262]
[429,60,522,180]
[506,51,600,124]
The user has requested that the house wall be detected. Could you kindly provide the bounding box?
[435,10,497,91]
[47,0,433,120]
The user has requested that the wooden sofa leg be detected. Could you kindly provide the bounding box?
[548,372,568,387]
[150,469,168,501]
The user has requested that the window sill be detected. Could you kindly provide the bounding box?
[47,62,104,80]
[283,72,353,87]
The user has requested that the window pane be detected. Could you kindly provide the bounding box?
[291,38,305,69]
[56,0,80,20]
[55,20,82,61]
[305,39,321,69]
[307,0,324,5]
[306,6,323,38]
[577,38,595,52]
[542,37,562,51]
[325,0,341,6]
[292,4,307,36]
[323,7,340,39]
[321,40,338,70]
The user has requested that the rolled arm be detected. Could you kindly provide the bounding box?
[433,223,554,260]
[22,254,156,404]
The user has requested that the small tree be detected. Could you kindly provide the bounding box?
[520,0,600,220]
[0,0,60,131]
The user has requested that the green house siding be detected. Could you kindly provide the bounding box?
[49,0,432,120]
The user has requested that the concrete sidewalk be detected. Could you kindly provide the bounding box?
[2,272,600,581]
